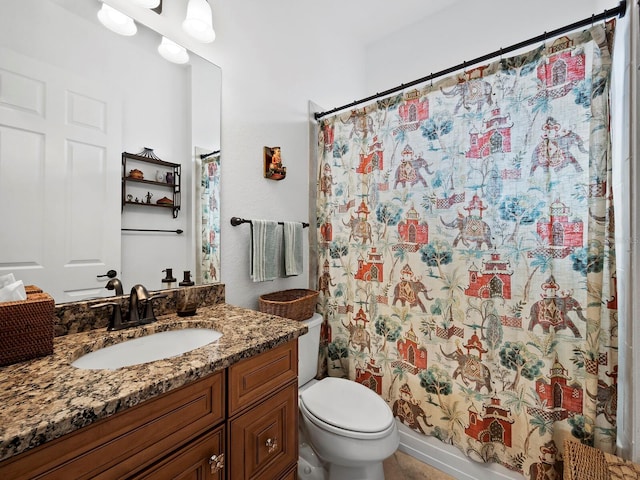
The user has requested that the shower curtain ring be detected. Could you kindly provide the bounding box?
[592,13,595,26]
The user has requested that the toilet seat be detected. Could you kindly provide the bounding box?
[299,377,395,440]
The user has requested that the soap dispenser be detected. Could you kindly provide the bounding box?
[162,268,176,289]
[179,270,194,287]
[177,270,198,317]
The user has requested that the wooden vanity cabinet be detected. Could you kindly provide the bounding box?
[0,371,226,480]
[228,340,299,480]
[0,340,299,480]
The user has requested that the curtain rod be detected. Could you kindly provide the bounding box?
[230,216,310,228]
[200,149,220,159]
[314,0,626,120]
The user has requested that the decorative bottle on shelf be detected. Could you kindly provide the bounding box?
[156,170,164,182]
[177,271,198,317]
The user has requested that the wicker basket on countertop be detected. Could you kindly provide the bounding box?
[0,286,54,366]
[258,289,319,321]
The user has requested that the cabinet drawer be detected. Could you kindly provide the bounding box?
[228,340,297,416]
[229,381,298,480]
[129,426,225,480]
[0,371,225,480]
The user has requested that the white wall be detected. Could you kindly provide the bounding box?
[210,1,367,308]
[364,0,617,95]
[620,2,640,463]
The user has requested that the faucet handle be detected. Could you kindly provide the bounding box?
[141,293,167,321]
[148,293,168,300]
[91,302,124,331]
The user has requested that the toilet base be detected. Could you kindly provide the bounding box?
[328,462,384,480]
[298,445,386,480]
[298,441,326,480]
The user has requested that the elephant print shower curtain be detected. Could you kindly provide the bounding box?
[315,23,617,478]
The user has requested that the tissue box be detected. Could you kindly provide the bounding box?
[0,286,54,366]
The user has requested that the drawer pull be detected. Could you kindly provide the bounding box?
[265,437,278,453]
[209,453,224,473]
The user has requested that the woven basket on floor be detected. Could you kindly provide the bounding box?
[563,440,610,480]
[0,286,54,366]
[564,439,640,480]
[258,289,319,321]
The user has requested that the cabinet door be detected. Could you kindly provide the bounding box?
[229,381,298,480]
[130,426,225,480]
[228,341,297,416]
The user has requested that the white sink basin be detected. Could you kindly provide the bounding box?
[71,328,223,370]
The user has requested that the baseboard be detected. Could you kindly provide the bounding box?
[397,422,524,480]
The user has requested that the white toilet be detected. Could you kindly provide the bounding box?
[297,313,399,480]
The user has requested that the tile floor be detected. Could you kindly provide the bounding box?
[383,450,456,480]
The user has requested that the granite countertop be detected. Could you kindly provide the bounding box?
[0,303,308,463]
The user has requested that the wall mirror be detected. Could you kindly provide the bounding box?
[0,0,221,303]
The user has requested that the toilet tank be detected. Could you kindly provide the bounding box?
[298,313,323,386]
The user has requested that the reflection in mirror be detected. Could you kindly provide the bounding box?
[0,0,221,303]
[196,148,221,284]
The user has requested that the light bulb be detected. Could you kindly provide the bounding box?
[157,37,189,64]
[182,0,215,43]
[97,3,137,36]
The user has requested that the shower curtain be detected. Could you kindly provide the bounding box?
[196,151,221,284]
[315,23,617,478]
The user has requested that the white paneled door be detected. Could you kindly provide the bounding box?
[0,48,122,302]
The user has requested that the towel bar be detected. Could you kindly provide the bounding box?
[121,228,184,234]
[230,217,309,228]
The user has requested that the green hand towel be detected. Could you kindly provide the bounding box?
[283,221,303,276]
[250,220,279,282]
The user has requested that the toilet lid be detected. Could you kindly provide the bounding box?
[299,377,394,433]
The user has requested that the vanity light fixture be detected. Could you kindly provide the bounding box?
[157,37,189,64]
[97,3,137,36]
[130,0,161,8]
[182,0,216,43]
